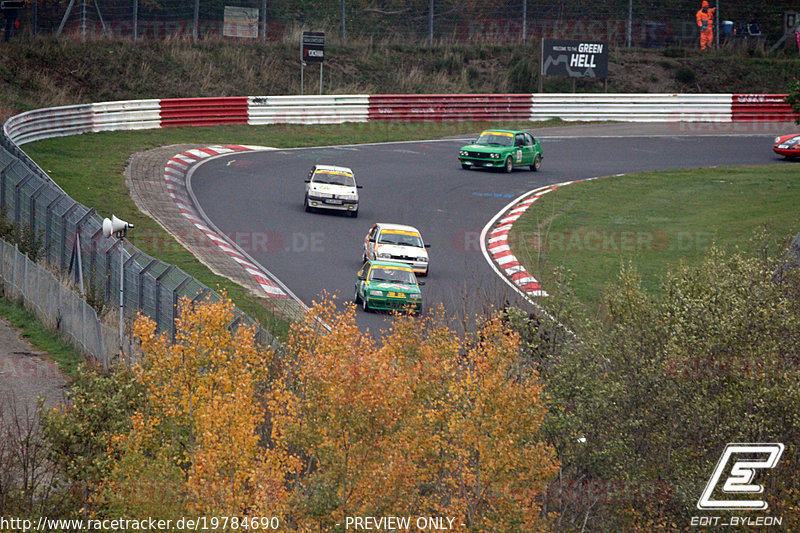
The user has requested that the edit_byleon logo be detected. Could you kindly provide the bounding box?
[697,443,784,511]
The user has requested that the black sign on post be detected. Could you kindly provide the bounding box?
[540,39,608,79]
[301,31,325,63]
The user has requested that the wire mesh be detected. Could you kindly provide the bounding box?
[0,132,278,364]
[9,1,794,47]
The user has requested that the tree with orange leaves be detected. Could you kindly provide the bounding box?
[272,299,558,531]
[97,295,296,519]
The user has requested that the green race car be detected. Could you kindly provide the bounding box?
[354,260,424,313]
[458,129,543,173]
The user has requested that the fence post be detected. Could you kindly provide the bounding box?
[14,174,33,225]
[172,275,192,342]
[137,257,156,312]
[59,201,79,270]
[29,182,49,253]
[155,265,174,333]
[0,161,13,211]
[45,196,62,265]
[12,243,18,298]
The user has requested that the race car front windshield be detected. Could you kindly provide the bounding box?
[314,171,356,187]
[475,133,513,147]
[369,267,416,284]
[378,231,423,248]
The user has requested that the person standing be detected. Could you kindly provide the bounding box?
[2,6,19,42]
[696,0,715,50]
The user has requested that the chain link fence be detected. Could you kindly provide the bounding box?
[0,238,128,367]
[3,0,795,48]
[0,137,276,364]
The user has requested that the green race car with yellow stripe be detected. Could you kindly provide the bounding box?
[458,129,543,173]
[354,260,423,313]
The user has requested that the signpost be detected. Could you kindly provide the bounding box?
[301,31,325,95]
[539,38,609,93]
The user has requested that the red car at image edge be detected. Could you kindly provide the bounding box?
[773,134,800,159]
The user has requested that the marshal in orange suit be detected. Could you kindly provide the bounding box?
[696,0,716,50]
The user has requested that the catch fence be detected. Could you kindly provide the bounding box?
[3,1,795,49]
[0,137,276,364]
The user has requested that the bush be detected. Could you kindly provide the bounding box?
[674,66,696,84]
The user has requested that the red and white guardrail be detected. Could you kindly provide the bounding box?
[4,93,795,145]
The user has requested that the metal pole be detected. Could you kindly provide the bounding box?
[261,0,267,41]
[522,0,526,43]
[193,0,199,41]
[81,0,86,42]
[133,0,138,41]
[428,0,433,46]
[319,63,323,95]
[715,0,719,48]
[627,0,632,48]
[341,0,345,42]
[301,62,305,95]
[119,241,124,355]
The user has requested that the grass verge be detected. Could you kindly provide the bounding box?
[0,296,85,376]
[22,120,563,338]
[509,164,800,309]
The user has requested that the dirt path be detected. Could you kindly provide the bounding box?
[0,316,67,425]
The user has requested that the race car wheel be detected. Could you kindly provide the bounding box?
[461,163,470,170]
[354,287,361,304]
[304,195,312,213]
[504,156,513,173]
[362,296,370,312]
[531,154,542,172]
[350,208,358,218]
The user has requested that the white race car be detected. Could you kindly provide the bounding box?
[362,222,430,276]
[304,164,361,217]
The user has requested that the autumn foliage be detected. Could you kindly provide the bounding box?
[94,295,557,530]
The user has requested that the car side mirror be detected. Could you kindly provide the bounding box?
[418,281,425,286]
[424,243,431,248]
[304,179,310,183]
[357,185,363,189]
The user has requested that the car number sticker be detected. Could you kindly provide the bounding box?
[516,149,522,163]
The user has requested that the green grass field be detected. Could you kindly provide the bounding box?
[508,164,800,309]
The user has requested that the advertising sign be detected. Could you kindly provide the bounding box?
[223,6,258,38]
[302,31,325,63]
[541,38,608,79]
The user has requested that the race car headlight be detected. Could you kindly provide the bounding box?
[778,144,789,149]
[459,150,468,156]
[419,257,428,263]
[490,153,502,159]
[369,290,384,296]
[340,194,357,201]
[410,293,422,300]
[377,252,392,259]
[311,190,332,199]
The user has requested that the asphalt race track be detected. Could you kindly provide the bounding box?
[189,123,791,333]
